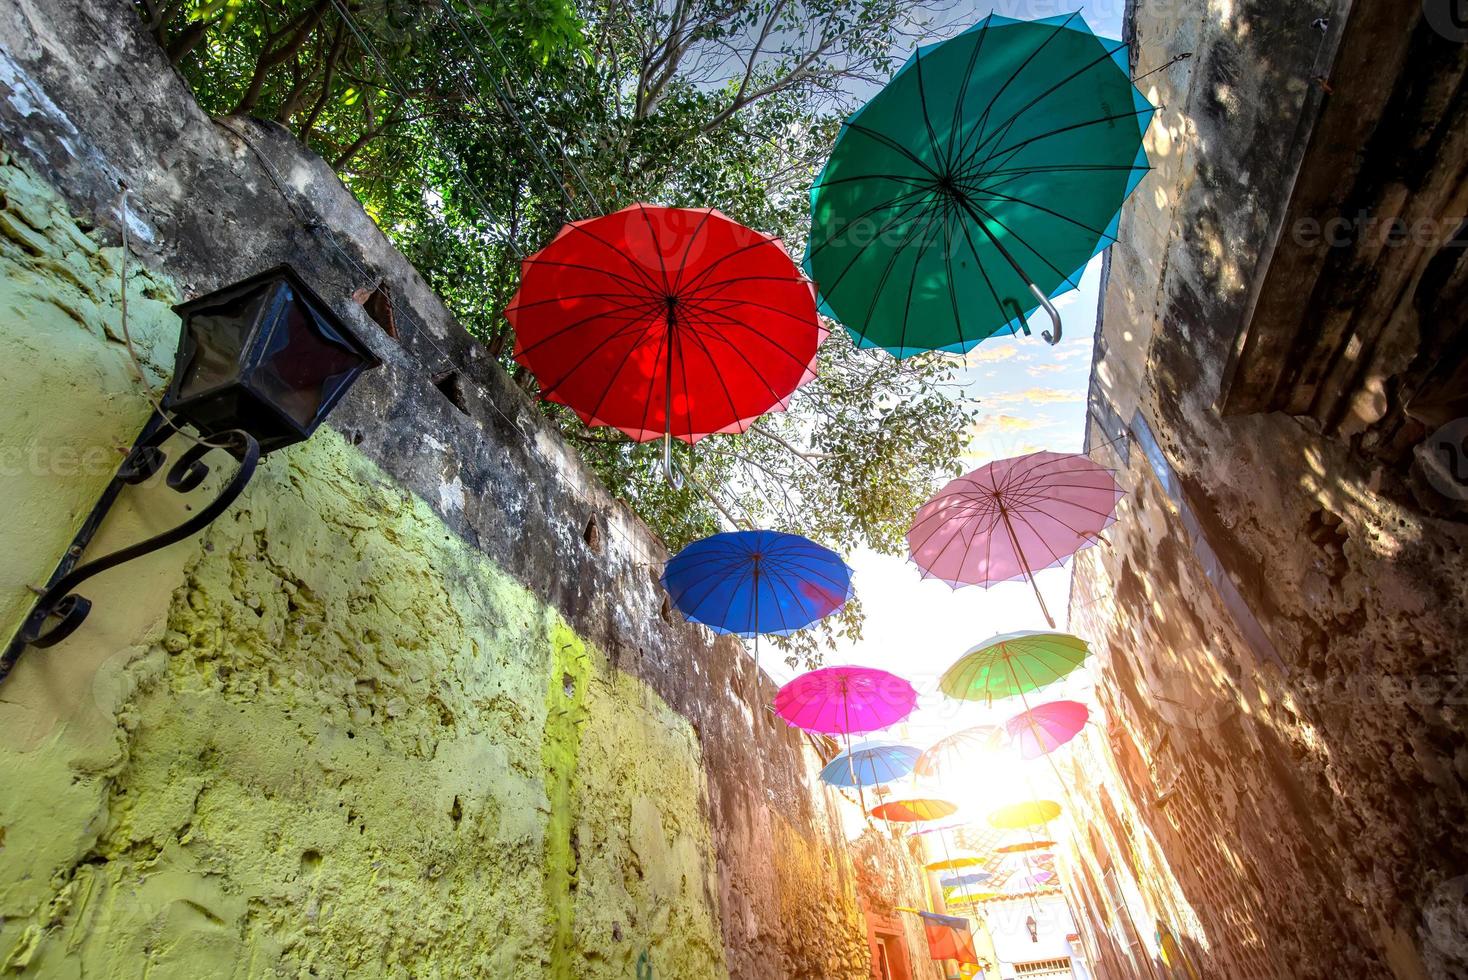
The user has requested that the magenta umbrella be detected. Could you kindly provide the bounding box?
[1005,700,1089,759]
[776,666,917,814]
[774,666,917,735]
[907,451,1124,627]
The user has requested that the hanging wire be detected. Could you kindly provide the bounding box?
[446,0,605,214]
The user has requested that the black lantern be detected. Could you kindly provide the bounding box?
[2,265,381,674]
[166,264,381,453]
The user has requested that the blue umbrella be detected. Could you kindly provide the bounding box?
[820,740,921,788]
[662,530,854,668]
[940,872,994,889]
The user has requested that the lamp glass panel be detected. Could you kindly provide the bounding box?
[176,286,271,399]
[252,288,367,427]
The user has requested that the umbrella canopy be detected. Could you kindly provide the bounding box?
[775,665,918,735]
[1005,700,1089,758]
[940,631,1089,704]
[940,872,994,889]
[988,799,1061,830]
[870,798,959,822]
[820,741,921,787]
[915,724,1007,780]
[995,839,1056,855]
[805,13,1153,357]
[925,856,986,872]
[508,204,824,476]
[662,531,853,638]
[909,451,1124,626]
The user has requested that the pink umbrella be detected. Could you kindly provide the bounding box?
[774,666,917,735]
[1005,700,1089,759]
[907,451,1124,627]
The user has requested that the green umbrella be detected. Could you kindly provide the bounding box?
[805,13,1154,358]
[939,631,1089,704]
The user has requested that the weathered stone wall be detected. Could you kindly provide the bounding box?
[0,1,939,976]
[1062,0,1468,978]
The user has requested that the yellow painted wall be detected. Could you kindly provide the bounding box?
[0,154,728,978]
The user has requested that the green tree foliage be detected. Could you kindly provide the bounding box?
[148,0,979,665]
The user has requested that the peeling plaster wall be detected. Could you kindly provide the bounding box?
[1063,0,1468,978]
[0,1,939,977]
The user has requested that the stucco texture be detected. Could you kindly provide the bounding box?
[0,155,727,974]
[1,421,728,978]
[0,149,177,643]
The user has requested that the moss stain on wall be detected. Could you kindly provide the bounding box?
[1,425,730,977]
[0,159,730,975]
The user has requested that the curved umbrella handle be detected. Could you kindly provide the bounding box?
[663,431,684,489]
[1029,284,1062,346]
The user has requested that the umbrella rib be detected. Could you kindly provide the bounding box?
[631,315,673,440]
[672,311,745,441]
[677,239,793,297]
[940,204,970,354]
[670,207,719,295]
[953,211,1022,339]
[911,45,945,171]
[636,203,674,296]
[964,40,1132,169]
[841,122,943,180]
[947,13,992,174]
[560,223,666,294]
[514,293,663,362]
[806,185,934,259]
[675,305,804,402]
[505,288,650,313]
[969,186,1117,243]
[957,11,1082,164]
[978,108,1156,171]
[813,173,933,191]
[893,197,954,355]
[817,194,935,311]
[860,199,946,337]
[534,310,661,399]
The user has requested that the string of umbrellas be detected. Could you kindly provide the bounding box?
[501,11,1155,913]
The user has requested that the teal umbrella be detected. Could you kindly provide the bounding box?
[805,13,1154,357]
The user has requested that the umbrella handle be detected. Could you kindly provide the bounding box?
[1029,284,1062,346]
[663,431,684,489]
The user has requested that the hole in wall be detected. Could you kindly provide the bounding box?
[300,849,322,873]
[583,517,602,552]
[660,595,673,624]
[352,279,398,339]
[562,672,576,699]
[433,371,470,415]
[449,795,463,827]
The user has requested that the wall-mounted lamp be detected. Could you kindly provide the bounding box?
[2,265,380,676]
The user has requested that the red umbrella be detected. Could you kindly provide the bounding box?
[1005,700,1089,759]
[506,204,824,477]
[907,451,1124,626]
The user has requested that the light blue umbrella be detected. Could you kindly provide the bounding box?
[940,871,994,889]
[820,740,921,788]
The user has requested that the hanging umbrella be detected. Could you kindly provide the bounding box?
[925,856,986,872]
[915,724,1007,780]
[940,872,994,889]
[870,798,959,822]
[995,839,1056,855]
[775,666,917,735]
[939,631,1089,705]
[819,741,921,787]
[1005,700,1089,758]
[988,799,1061,830]
[805,13,1153,357]
[909,451,1124,626]
[507,204,824,480]
[1020,870,1057,888]
[662,530,853,669]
